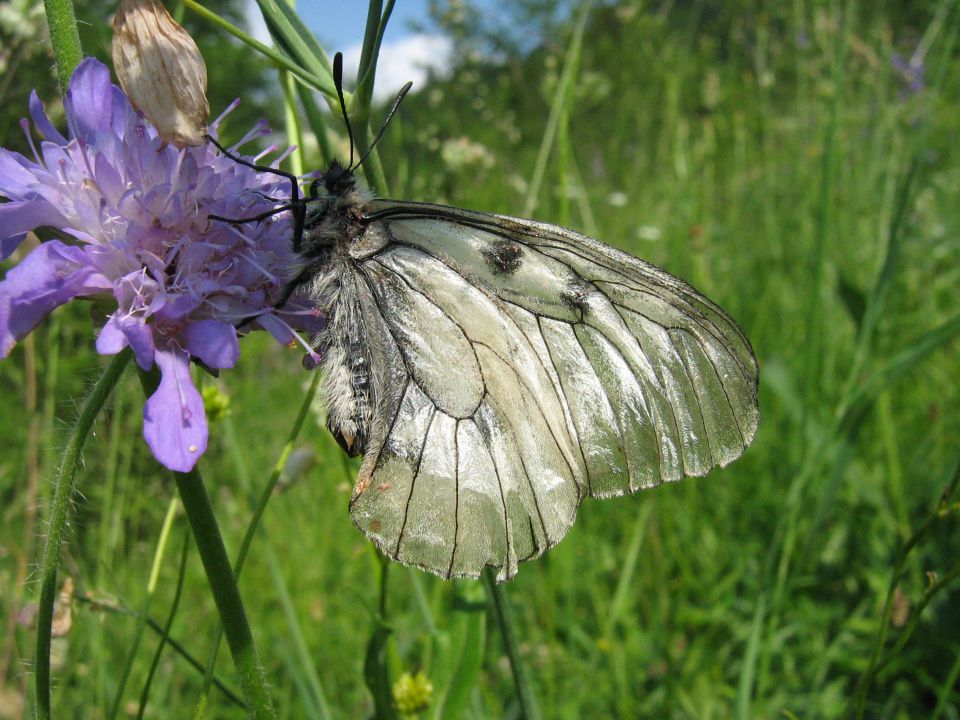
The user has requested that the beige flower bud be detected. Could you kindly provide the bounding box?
[112,0,209,147]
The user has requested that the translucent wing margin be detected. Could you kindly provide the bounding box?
[348,201,759,581]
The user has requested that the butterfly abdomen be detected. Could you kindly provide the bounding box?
[313,264,374,457]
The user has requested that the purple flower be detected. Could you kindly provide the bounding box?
[891,51,925,98]
[0,58,320,471]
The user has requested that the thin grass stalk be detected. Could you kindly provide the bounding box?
[34,350,131,720]
[181,0,336,98]
[42,0,83,94]
[352,0,396,194]
[296,82,334,164]
[281,69,305,178]
[522,1,592,219]
[72,593,243,707]
[797,0,853,452]
[932,645,960,720]
[364,556,396,720]
[137,530,192,719]
[847,456,960,717]
[109,496,181,719]
[483,569,542,720]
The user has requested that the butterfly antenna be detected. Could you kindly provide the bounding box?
[355,80,413,170]
[333,52,355,168]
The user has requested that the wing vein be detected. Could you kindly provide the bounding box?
[478,401,513,569]
[448,420,460,578]
[395,406,439,559]
[537,315,593,498]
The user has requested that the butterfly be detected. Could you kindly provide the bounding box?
[210,56,759,582]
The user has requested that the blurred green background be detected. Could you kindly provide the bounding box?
[1,1,959,718]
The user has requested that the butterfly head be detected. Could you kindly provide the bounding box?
[322,160,357,197]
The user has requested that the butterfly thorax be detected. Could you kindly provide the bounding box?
[300,162,373,260]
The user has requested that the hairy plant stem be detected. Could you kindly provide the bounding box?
[35,351,131,720]
[42,0,83,93]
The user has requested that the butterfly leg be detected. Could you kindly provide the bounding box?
[205,134,307,251]
[273,259,327,311]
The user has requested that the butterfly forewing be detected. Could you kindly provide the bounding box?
[343,201,759,582]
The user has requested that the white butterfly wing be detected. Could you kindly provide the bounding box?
[346,201,759,581]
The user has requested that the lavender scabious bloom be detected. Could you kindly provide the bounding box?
[0,58,319,472]
[891,51,925,99]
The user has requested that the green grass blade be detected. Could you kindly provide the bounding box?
[254,0,334,84]
[484,569,542,720]
[429,581,486,720]
[136,530,191,720]
[109,495,180,719]
[181,0,335,98]
[522,1,592,218]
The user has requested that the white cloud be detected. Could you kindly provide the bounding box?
[342,35,453,103]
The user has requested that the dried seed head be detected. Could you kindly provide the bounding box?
[112,0,209,146]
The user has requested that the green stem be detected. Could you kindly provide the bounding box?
[180,0,336,98]
[351,0,396,194]
[483,570,542,720]
[172,466,276,718]
[364,556,396,720]
[42,0,83,93]
[35,351,131,720]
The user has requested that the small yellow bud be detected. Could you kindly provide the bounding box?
[392,671,433,715]
[201,383,231,423]
[112,0,209,146]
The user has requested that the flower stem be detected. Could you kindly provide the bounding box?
[172,466,276,719]
[35,350,131,720]
[483,569,543,720]
[42,0,84,93]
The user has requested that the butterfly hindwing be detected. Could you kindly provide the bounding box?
[346,201,759,581]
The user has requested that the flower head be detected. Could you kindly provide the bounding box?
[0,58,319,471]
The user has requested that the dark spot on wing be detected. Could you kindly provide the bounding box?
[482,239,523,274]
[561,280,592,317]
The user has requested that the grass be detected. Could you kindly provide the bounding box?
[1,1,960,718]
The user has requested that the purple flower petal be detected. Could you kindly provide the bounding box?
[95,315,128,355]
[29,91,67,145]
[2,233,27,262]
[184,319,239,369]
[96,314,156,370]
[0,200,68,260]
[63,59,114,143]
[256,313,295,345]
[0,240,105,356]
[0,148,45,197]
[143,346,208,472]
